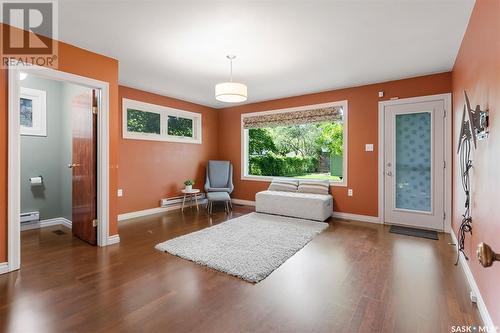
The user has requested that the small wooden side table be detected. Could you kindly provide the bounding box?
[181,189,200,212]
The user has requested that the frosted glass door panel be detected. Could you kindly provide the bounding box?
[395,112,431,212]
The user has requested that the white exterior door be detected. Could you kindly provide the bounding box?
[383,99,445,230]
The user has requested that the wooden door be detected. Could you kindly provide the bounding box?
[71,88,98,245]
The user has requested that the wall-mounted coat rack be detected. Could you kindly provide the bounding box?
[455,91,489,265]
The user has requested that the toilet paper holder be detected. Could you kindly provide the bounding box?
[29,176,43,185]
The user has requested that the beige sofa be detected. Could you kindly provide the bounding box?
[255,179,333,221]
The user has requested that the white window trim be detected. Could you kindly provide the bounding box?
[240,100,348,187]
[122,98,202,144]
[20,87,47,137]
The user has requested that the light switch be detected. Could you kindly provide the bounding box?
[117,189,123,197]
[365,144,374,152]
[378,91,384,98]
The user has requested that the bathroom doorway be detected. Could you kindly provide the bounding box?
[7,64,111,273]
[19,74,98,244]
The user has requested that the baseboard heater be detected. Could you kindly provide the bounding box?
[160,193,206,207]
[20,211,40,223]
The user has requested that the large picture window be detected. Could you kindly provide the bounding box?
[241,101,347,186]
[122,99,202,144]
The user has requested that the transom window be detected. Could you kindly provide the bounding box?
[167,115,193,138]
[122,98,202,144]
[241,101,348,186]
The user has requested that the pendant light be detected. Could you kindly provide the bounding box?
[215,55,247,103]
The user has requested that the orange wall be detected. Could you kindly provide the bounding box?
[0,24,120,262]
[452,0,500,326]
[218,73,452,216]
[118,86,218,214]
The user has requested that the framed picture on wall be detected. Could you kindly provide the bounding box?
[20,87,47,137]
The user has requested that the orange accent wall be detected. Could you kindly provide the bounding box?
[217,73,452,216]
[0,24,119,262]
[452,0,500,326]
[117,86,218,214]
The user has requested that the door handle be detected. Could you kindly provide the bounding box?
[477,242,500,267]
[68,163,80,168]
[386,171,392,176]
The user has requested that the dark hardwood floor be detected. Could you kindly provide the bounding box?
[0,205,481,333]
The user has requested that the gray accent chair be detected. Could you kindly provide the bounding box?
[205,160,234,213]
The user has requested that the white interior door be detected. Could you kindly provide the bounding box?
[383,100,445,230]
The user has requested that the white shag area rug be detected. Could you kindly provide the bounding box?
[155,212,328,283]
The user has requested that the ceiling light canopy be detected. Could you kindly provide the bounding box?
[215,55,247,103]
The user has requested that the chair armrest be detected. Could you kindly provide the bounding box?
[228,164,234,194]
[204,166,211,192]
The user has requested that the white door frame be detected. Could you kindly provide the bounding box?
[7,64,111,273]
[378,93,452,232]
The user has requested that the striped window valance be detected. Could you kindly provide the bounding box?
[242,106,343,129]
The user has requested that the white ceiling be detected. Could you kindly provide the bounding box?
[58,0,474,108]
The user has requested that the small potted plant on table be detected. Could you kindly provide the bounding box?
[184,179,195,191]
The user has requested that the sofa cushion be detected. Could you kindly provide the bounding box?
[297,179,330,194]
[268,178,298,192]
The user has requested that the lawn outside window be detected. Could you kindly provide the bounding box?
[241,101,348,186]
[122,98,202,144]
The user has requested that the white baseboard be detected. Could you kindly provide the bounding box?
[450,231,497,333]
[331,212,381,224]
[60,218,72,229]
[21,217,72,231]
[118,199,208,221]
[107,234,120,245]
[0,262,8,275]
[118,198,380,227]
[231,198,256,206]
[119,197,250,222]
[118,207,170,221]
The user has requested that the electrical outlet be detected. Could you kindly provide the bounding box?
[365,144,374,152]
[470,291,478,304]
[348,189,353,196]
[117,189,123,197]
